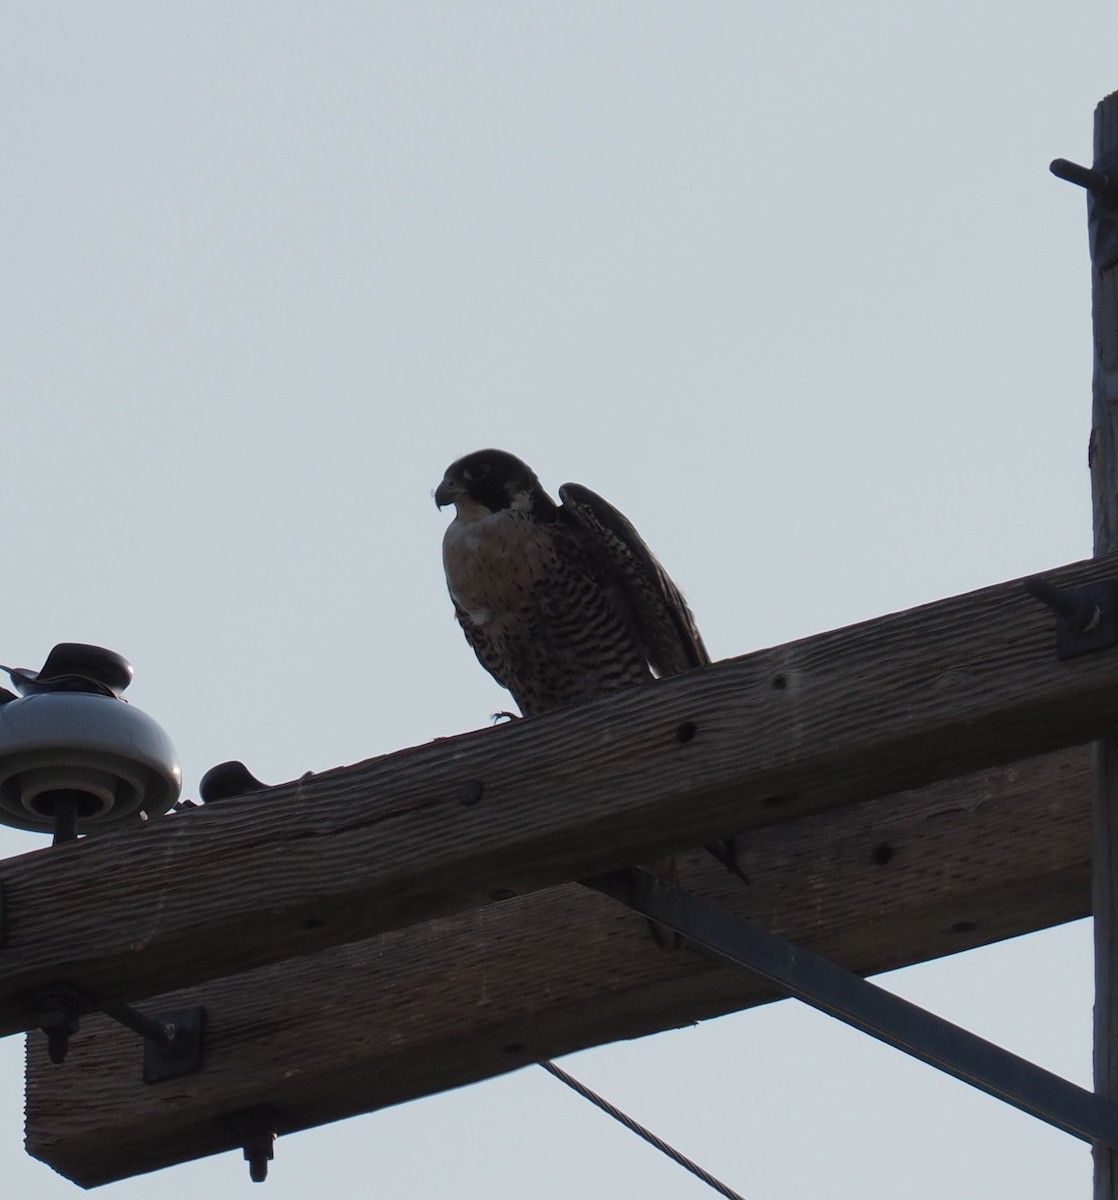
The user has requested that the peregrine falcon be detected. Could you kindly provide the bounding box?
[435,448,708,716]
[436,448,745,926]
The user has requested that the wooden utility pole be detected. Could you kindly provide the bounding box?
[1091,89,1118,1200]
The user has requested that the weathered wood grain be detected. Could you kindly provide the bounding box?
[24,746,1091,1187]
[2,554,1117,1038]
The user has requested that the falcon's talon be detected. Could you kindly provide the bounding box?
[491,711,519,724]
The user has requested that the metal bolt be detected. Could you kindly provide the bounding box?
[49,791,81,845]
[37,997,81,1064]
[225,1107,283,1185]
[243,1129,275,1183]
[1050,157,1114,195]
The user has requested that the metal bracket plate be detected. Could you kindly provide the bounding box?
[1054,581,1118,659]
[1024,576,1118,660]
[142,1006,205,1084]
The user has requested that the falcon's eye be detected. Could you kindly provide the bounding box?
[463,464,490,482]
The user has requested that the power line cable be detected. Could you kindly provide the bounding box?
[538,1059,746,1200]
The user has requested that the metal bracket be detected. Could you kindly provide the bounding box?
[1024,576,1118,659]
[31,986,204,1082]
[584,868,1118,1148]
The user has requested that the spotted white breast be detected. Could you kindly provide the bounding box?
[442,507,561,626]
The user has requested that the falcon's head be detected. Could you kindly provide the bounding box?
[435,449,552,518]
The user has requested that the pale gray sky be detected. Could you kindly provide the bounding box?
[0,4,1111,1196]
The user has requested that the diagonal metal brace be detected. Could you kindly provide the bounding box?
[585,868,1118,1148]
[29,985,204,1081]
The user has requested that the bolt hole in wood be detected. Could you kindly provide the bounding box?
[872,843,894,866]
[951,921,978,934]
[459,780,484,807]
[675,721,698,744]
[771,674,788,690]
[304,917,324,930]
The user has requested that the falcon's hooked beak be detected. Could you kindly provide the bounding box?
[434,477,461,509]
